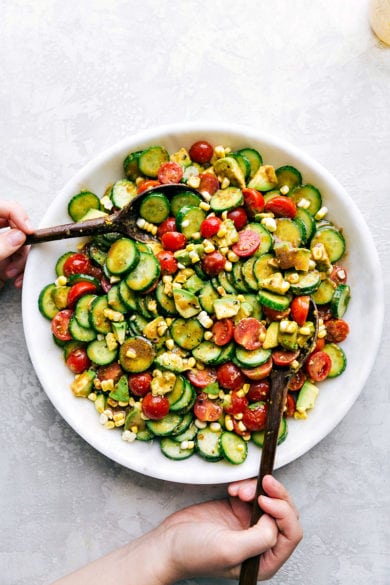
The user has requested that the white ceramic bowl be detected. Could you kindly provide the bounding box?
[22,122,384,484]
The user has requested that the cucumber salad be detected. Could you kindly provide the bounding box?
[38,139,351,466]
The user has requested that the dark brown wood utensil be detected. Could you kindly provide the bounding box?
[24,183,201,245]
[238,300,319,585]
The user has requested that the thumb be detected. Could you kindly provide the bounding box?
[0,229,26,262]
[230,514,278,564]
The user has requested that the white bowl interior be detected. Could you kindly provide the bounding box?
[22,123,384,484]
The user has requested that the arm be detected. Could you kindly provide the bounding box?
[0,200,33,288]
[51,475,302,584]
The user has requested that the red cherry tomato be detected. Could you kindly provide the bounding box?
[97,362,123,382]
[290,295,310,326]
[51,309,73,341]
[227,207,248,230]
[193,392,223,421]
[67,281,98,308]
[157,250,178,274]
[189,140,214,164]
[200,216,222,238]
[231,230,260,258]
[201,251,226,276]
[63,253,93,277]
[157,217,177,238]
[272,349,300,366]
[137,179,161,194]
[330,264,348,285]
[242,188,265,216]
[247,380,270,403]
[217,362,246,391]
[187,367,217,389]
[66,347,91,374]
[314,337,325,352]
[263,306,291,321]
[285,393,296,417]
[242,401,269,431]
[264,196,297,218]
[158,161,183,184]
[161,231,187,251]
[224,391,248,415]
[128,372,153,397]
[288,370,307,391]
[231,417,248,437]
[141,392,170,420]
[305,351,332,382]
[212,318,234,346]
[198,172,219,195]
[325,318,350,343]
[241,357,273,380]
[233,318,266,350]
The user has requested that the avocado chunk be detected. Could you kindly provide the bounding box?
[109,375,130,402]
[295,380,319,418]
[213,296,241,319]
[274,241,311,272]
[173,288,201,318]
[248,165,278,192]
[262,321,280,349]
[214,156,246,189]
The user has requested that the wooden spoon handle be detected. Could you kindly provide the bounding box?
[238,369,291,585]
[24,216,114,245]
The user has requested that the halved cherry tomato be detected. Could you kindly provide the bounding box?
[161,231,187,251]
[198,172,219,194]
[66,347,91,374]
[285,393,296,417]
[231,230,260,258]
[201,251,226,276]
[193,392,223,421]
[264,196,297,218]
[51,309,73,341]
[227,207,248,230]
[200,216,222,238]
[97,362,123,382]
[187,367,217,389]
[242,401,268,431]
[63,253,93,277]
[141,392,170,420]
[242,188,265,216]
[67,281,98,308]
[330,264,348,285]
[212,318,234,346]
[288,370,306,391]
[128,372,153,397]
[223,391,248,415]
[290,295,310,326]
[137,179,161,194]
[157,217,176,238]
[158,161,183,184]
[233,318,266,350]
[241,357,273,380]
[247,379,270,402]
[263,306,290,321]
[272,349,300,366]
[157,250,178,274]
[189,140,214,164]
[305,350,332,382]
[325,318,350,343]
[314,337,325,352]
[217,362,246,391]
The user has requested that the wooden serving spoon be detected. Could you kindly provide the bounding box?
[24,183,202,245]
[238,299,319,585]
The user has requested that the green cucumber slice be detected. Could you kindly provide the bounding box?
[252,417,288,447]
[89,296,112,333]
[123,150,142,180]
[220,431,248,464]
[312,278,337,305]
[106,238,140,276]
[87,339,117,365]
[160,437,194,460]
[139,192,170,224]
[258,290,292,311]
[275,165,302,190]
[210,187,243,212]
[125,252,161,292]
[38,283,59,319]
[288,271,321,295]
[322,343,347,377]
[170,191,201,216]
[234,346,272,368]
[74,293,97,328]
[236,147,262,179]
[289,184,322,216]
[68,191,100,221]
[176,205,206,239]
[110,179,138,209]
[310,227,346,263]
[199,282,220,314]
[170,318,204,350]
[331,284,351,318]
[138,146,169,178]
[274,218,303,247]
[192,341,222,365]
[196,426,223,461]
[146,413,183,436]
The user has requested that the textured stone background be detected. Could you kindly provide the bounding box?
[0,1,389,584]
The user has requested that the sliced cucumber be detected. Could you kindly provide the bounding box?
[126,252,161,292]
[170,318,204,350]
[119,337,155,373]
[123,150,142,180]
[295,208,316,242]
[322,343,347,377]
[275,165,302,190]
[155,281,177,316]
[139,192,170,224]
[138,146,169,178]
[311,227,346,263]
[110,179,138,209]
[105,237,140,275]
[68,191,100,221]
[244,222,273,256]
[146,413,183,436]
[89,295,112,333]
[173,421,198,442]
[74,293,97,328]
[210,187,243,212]
[240,257,259,291]
[232,261,251,292]
[88,242,107,267]
[192,341,222,365]
[253,253,278,284]
[160,437,194,460]
[173,288,201,318]
[312,278,337,305]
[252,417,288,447]
[167,375,187,407]
[55,251,76,276]
[196,426,223,461]
[176,205,206,239]
[118,280,138,311]
[289,184,322,216]
[236,147,262,179]
[107,284,128,313]
[258,290,292,311]
[230,152,251,179]
[169,381,196,413]
[331,284,351,318]
[288,270,321,295]
[220,431,248,464]
[234,346,272,368]
[274,218,303,247]
[199,282,220,314]
[38,283,59,319]
[170,191,201,216]
[87,339,117,365]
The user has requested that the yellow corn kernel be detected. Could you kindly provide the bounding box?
[280,185,289,195]
[225,415,234,431]
[199,201,210,211]
[187,175,201,189]
[101,379,114,392]
[204,331,213,340]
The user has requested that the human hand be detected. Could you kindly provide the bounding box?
[0,200,33,289]
[158,474,302,582]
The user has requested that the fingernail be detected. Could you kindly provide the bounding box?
[7,229,25,247]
